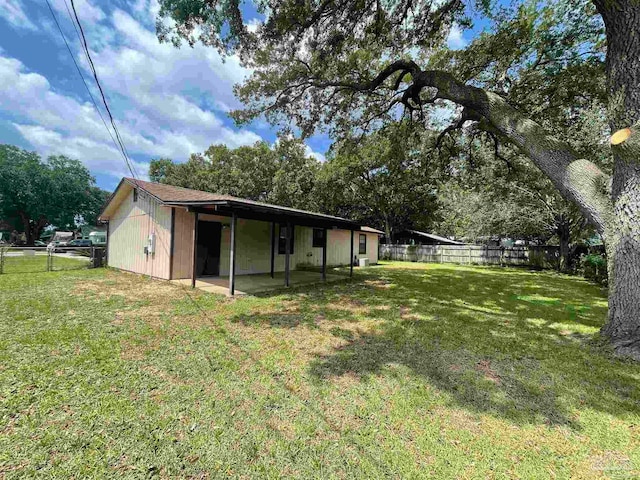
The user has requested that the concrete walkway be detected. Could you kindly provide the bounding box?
[172,270,347,295]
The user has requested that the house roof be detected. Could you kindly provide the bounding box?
[403,230,465,245]
[100,178,379,231]
[361,226,384,235]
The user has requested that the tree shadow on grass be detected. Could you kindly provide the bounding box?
[231,292,361,330]
[309,330,576,426]
[308,265,637,427]
[227,264,638,427]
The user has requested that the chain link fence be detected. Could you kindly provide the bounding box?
[0,246,106,275]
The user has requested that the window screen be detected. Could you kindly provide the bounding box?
[278,224,294,254]
[312,228,325,248]
[359,234,367,254]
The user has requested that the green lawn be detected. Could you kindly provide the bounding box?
[1,254,89,274]
[1,262,638,478]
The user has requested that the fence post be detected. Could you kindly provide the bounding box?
[440,247,444,264]
[47,248,51,272]
[468,245,472,264]
[0,248,3,274]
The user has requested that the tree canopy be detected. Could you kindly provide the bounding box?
[316,124,439,239]
[149,136,319,209]
[0,145,109,244]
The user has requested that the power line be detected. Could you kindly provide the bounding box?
[44,0,133,178]
[67,0,138,179]
[66,0,140,180]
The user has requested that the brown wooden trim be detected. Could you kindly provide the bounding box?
[105,220,110,265]
[186,205,358,231]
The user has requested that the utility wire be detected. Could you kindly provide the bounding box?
[45,0,133,178]
[66,0,140,180]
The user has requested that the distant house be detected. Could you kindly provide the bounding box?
[98,178,382,294]
[384,229,465,245]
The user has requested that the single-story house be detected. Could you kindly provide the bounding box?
[98,178,382,294]
[384,230,465,246]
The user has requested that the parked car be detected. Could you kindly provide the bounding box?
[47,231,75,252]
[67,239,93,255]
[68,239,92,247]
[88,231,107,246]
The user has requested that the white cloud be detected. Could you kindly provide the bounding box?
[447,24,467,50]
[0,52,260,178]
[14,123,149,179]
[0,1,263,182]
[245,18,261,33]
[49,0,105,23]
[305,145,326,162]
[0,0,36,30]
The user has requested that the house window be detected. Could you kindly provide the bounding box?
[312,228,325,248]
[359,234,367,254]
[278,224,294,254]
[133,188,138,202]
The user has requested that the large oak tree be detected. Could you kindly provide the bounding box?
[315,124,439,240]
[0,145,109,244]
[156,0,640,358]
[149,136,320,209]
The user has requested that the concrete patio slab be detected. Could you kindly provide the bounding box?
[172,270,347,295]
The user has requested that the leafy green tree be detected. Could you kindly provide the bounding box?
[148,158,174,183]
[315,125,438,239]
[269,136,319,209]
[155,0,640,357]
[435,99,610,270]
[0,145,109,245]
[149,142,277,199]
[148,136,319,208]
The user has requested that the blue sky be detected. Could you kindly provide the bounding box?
[0,0,469,192]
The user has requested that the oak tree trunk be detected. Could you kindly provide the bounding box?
[557,218,571,273]
[596,0,640,357]
[384,219,392,244]
[18,212,34,246]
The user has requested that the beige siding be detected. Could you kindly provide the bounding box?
[171,207,195,279]
[107,188,172,279]
[108,198,381,280]
[169,217,379,278]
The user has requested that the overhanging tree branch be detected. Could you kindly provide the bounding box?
[309,62,612,235]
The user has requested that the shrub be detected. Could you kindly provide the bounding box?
[580,253,608,286]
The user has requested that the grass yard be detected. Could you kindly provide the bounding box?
[1,254,89,274]
[1,262,639,478]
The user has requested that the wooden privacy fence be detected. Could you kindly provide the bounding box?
[379,244,561,268]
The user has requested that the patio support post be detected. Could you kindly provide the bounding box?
[284,222,291,287]
[350,229,354,277]
[191,212,199,288]
[229,211,237,296]
[270,221,275,279]
[322,228,327,281]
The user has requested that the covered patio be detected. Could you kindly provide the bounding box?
[173,270,347,296]
[167,196,362,295]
